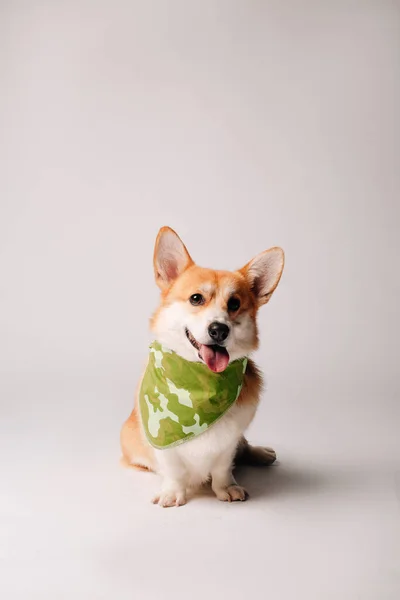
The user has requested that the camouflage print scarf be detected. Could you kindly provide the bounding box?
[139,341,248,449]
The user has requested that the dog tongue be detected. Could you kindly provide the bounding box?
[199,344,229,373]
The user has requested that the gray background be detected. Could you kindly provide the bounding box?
[1,2,399,599]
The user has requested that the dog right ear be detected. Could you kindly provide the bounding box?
[153,227,194,290]
[239,247,285,306]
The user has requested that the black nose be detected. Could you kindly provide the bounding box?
[208,322,230,344]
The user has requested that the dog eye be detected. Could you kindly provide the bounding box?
[227,297,241,312]
[189,294,205,306]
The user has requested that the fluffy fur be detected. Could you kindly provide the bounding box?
[120,227,284,507]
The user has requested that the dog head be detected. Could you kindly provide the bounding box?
[150,227,284,372]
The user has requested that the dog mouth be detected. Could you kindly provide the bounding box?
[185,328,230,373]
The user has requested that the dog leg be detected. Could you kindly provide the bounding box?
[211,446,248,502]
[152,450,188,507]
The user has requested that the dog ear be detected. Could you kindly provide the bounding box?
[239,247,284,306]
[153,227,194,290]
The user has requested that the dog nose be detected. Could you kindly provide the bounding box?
[208,322,230,344]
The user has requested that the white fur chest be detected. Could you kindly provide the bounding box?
[154,400,257,485]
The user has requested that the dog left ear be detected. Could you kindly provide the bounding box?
[153,226,194,290]
[239,247,285,306]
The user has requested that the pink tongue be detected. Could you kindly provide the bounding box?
[199,344,230,373]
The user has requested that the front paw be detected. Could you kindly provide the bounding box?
[214,485,248,502]
[152,489,187,508]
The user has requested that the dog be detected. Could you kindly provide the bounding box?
[120,226,284,507]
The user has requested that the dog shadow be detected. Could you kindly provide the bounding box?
[234,461,329,500]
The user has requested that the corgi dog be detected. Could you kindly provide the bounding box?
[120,226,284,507]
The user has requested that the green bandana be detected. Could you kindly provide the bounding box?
[139,341,248,449]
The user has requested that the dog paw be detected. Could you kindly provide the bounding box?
[243,445,277,466]
[215,485,248,502]
[152,489,187,508]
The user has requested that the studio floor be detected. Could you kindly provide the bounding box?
[2,376,399,600]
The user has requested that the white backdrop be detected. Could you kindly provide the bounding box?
[1,2,399,599]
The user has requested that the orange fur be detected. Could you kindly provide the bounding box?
[121,403,156,471]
